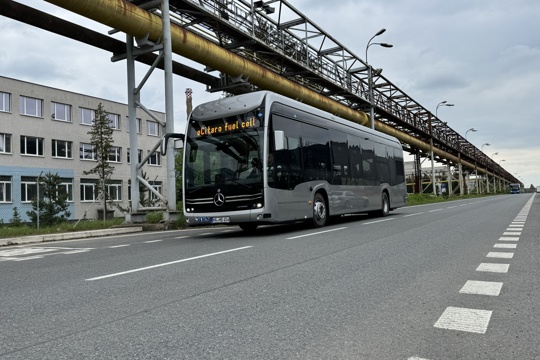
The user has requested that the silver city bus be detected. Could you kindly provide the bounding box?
[183,91,407,230]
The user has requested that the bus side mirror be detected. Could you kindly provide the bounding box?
[160,133,185,155]
[274,130,286,151]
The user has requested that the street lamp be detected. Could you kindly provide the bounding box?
[366,28,393,130]
[499,159,506,165]
[465,127,477,140]
[435,101,455,118]
[481,143,490,152]
[492,152,499,158]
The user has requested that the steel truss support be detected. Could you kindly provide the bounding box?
[121,0,177,221]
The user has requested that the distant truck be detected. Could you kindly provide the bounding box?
[537,186,540,193]
[509,183,521,194]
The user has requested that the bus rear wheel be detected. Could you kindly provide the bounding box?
[379,192,390,217]
[312,192,327,228]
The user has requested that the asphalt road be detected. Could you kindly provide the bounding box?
[1,193,538,359]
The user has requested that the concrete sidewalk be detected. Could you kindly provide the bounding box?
[0,227,144,247]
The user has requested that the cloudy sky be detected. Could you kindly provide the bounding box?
[2,0,539,187]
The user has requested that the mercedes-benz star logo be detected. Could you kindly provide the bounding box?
[214,192,225,206]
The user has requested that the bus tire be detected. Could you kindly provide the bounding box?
[379,192,390,217]
[239,223,258,232]
[312,192,327,228]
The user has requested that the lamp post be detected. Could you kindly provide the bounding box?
[366,28,393,130]
[463,128,477,194]
[498,159,506,192]
[36,171,43,229]
[481,143,490,193]
[432,101,454,196]
[490,152,499,193]
[429,101,455,196]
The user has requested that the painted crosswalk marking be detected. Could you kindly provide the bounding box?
[459,280,503,296]
[476,263,510,273]
[434,307,492,334]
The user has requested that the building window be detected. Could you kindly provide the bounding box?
[51,102,72,122]
[20,96,43,117]
[80,107,95,125]
[52,139,73,159]
[0,92,11,112]
[126,117,142,134]
[107,113,120,130]
[127,148,142,164]
[108,146,122,163]
[147,120,160,136]
[149,181,162,202]
[80,179,97,202]
[0,176,12,203]
[0,133,12,154]
[20,136,44,156]
[57,179,74,202]
[80,143,96,160]
[107,180,122,201]
[148,150,161,166]
[21,177,38,203]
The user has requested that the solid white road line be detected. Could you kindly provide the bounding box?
[86,246,253,281]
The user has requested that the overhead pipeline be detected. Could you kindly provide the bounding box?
[45,0,485,175]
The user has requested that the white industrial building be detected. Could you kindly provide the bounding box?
[0,76,168,223]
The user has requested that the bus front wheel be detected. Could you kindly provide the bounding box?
[312,192,327,228]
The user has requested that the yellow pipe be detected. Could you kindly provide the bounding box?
[46,0,484,174]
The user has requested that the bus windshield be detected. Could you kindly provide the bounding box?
[185,111,264,193]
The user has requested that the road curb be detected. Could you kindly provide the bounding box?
[0,227,144,247]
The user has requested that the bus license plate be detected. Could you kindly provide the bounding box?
[211,217,230,224]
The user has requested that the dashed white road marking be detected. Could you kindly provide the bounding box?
[86,246,253,281]
[459,280,503,296]
[486,252,514,259]
[503,231,521,236]
[403,212,423,217]
[428,209,443,213]
[434,306,492,334]
[175,236,188,239]
[494,243,517,249]
[287,227,347,240]
[499,237,519,241]
[108,244,130,249]
[476,263,510,273]
[363,218,395,225]
[143,240,162,243]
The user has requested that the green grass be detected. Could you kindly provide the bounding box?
[0,218,124,239]
[406,192,504,206]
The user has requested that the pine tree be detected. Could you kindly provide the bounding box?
[10,206,23,227]
[84,103,115,219]
[26,172,71,227]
